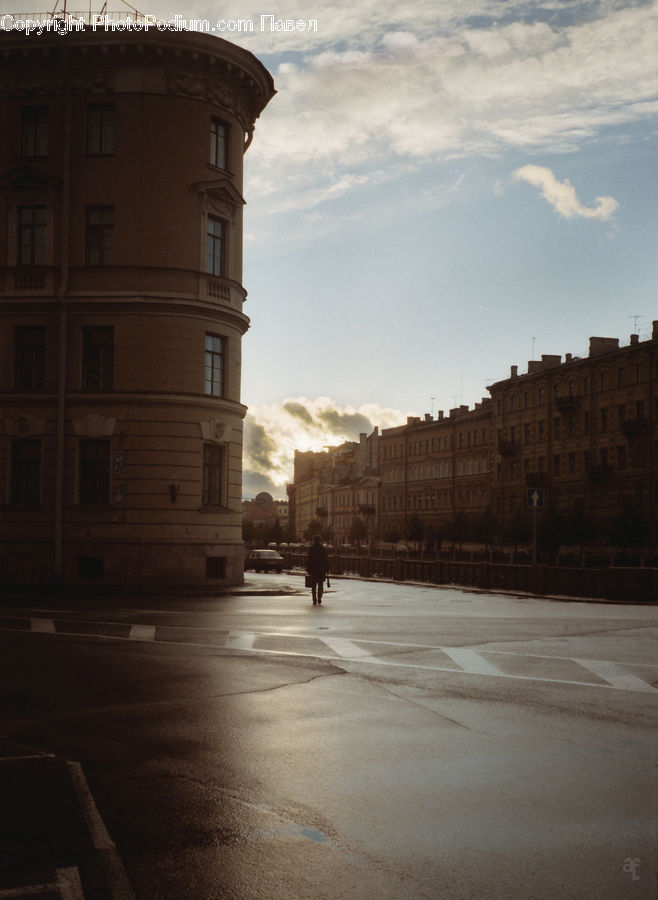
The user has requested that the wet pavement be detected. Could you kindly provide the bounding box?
[0,575,656,898]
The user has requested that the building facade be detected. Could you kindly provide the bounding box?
[0,27,274,586]
[488,326,658,547]
[288,431,380,545]
[291,324,657,555]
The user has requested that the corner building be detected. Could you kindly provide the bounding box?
[0,28,274,586]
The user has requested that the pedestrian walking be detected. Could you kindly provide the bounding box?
[306,535,329,605]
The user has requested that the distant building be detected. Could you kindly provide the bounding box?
[379,403,492,543]
[0,26,274,586]
[291,323,657,555]
[288,430,380,544]
[487,325,658,547]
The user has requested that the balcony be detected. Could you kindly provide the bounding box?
[525,472,548,488]
[359,505,376,515]
[498,440,519,457]
[555,396,580,415]
[621,417,649,440]
[586,465,614,481]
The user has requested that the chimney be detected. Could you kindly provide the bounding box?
[630,334,639,345]
[511,365,518,378]
[542,354,561,369]
[653,320,658,340]
[438,410,444,421]
[565,353,572,362]
[424,413,432,422]
[589,336,619,357]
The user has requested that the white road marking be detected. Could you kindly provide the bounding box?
[56,867,85,900]
[30,617,55,633]
[2,618,655,694]
[320,637,372,659]
[441,646,503,676]
[573,657,656,693]
[225,630,256,650]
[67,761,135,899]
[129,624,156,641]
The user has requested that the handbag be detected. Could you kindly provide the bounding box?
[305,575,313,587]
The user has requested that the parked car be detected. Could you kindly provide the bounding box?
[244,549,284,573]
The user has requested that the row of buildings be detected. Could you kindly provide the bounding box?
[287,325,658,553]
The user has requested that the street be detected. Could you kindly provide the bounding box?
[0,575,656,899]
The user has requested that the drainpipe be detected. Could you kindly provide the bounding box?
[54,69,72,584]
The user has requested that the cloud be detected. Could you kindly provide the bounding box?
[241,0,657,219]
[242,397,408,497]
[512,164,619,220]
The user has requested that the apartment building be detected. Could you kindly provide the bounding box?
[488,325,658,545]
[292,324,657,553]
[288,431,380,544]
[379,402,492,543]
[0,26,274,586]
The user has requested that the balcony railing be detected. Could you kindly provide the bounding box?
[621,418,649,439]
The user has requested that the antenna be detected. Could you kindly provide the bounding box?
[628,314,643,333]
[531,336,536,360]
[430,397,435,416]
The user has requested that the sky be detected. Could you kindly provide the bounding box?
[10,0,658,497]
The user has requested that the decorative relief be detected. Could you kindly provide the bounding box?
[166,69,252,128]
[200,420,227,442]
[0,72,66,96]
[72,413,117,438]
[70,69,114,93]
[4,415,47,436]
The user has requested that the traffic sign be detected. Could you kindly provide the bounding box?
[527,488,544,509]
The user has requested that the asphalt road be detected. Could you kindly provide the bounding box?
[0,574,656,899]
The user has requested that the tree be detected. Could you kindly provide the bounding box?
[303,518,332,543]
[405,514,425,545]
[350,517,368,547]
[609,506,647,553]
[537,507,566,563]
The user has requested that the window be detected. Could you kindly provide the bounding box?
[523,423,531,444]
[85,206,113,265]
[538,388,545,406]
[210,117,228,169]
[584,376,590,395]
[600,408,609,432]
[86,104,115,155]
[206,215,225,276]
[617,445,626,469]
[202,443,225,506]
[82,326,114,391]
[79,439,110,505]
[553,454,560,475]
[21,106,48,157]
[15,326,45,391]
[11,440,41,504]
[600,371,608,391]
[568,452,576,473]
[553,418,560,439]
[537,419,545,440]
[617,368,624,388]
[18,206,47,266]
[204,333,224,396]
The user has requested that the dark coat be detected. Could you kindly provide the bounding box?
[306,543,329,579]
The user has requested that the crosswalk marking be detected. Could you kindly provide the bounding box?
[320,637,372,659]
[441,647,503,676]
[2,618,655,694]
[30,617,55,633]
[129,624,156,641]
[225,630,256,650]
[573,657,655,693]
